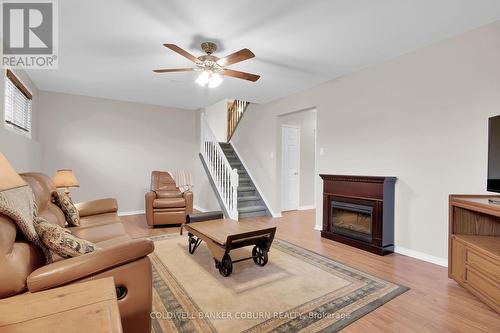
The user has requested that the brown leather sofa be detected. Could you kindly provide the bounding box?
[145,171,193,226]
[0,172,154,333]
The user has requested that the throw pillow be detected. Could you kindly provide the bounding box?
[0,185,52,263]
[34,217,98,259]
[52,191,80,226]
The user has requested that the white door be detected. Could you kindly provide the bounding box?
[282,125,300,211]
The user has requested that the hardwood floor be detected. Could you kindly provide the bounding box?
[121,210,500,332]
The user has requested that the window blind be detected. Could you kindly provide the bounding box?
[4,70,32,135]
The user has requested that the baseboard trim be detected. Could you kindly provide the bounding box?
[118,210,145,216]
[298,205,316,211]
[193,205,209,213]
[394,246,448,267]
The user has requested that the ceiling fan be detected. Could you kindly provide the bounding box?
[153,42,260,88]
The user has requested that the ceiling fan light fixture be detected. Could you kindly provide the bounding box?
[196,71,209,86]
[196,70,223,88]
[208,73,223,88]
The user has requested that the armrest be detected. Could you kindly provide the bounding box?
[75,198,118,217]
[145,192,156,226]
[183,191,193,215]
[27,238,154,292]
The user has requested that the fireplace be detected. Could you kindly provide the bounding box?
[320,175,396,255]
[331,200,373,243]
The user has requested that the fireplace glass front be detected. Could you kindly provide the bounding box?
[330,201,373,243]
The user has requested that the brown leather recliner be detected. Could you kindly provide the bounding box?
[145,171,193,226]
[0,172,154,333]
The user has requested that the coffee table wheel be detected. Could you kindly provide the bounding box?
[217,254,233,277]
[188,236,201,254]
[252,246,268,266]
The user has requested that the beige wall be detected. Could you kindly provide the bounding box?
[0,69,42,172]
[38,91,219,213]
[231,21,500,264]
[204,99,228,142]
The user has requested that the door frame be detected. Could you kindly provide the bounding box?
[281,124,301,212]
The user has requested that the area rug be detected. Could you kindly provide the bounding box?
[149,234,408,333]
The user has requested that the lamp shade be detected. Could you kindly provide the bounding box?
[0,153,27,191]
[53,169,80,188]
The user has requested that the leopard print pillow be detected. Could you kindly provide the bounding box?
[52,191,80,226]
[34,217,98,259]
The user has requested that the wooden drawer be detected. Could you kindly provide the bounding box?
[467,249,500,283]
[465,267,500,311]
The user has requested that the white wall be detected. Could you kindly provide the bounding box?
[231,21,500,263]
[0,69,42,172]
[278,110,316,208]
[204,99,228,142]
[38,91,219,213]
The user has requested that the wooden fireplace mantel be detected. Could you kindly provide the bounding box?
[320,174,396,255]
[319,174,394,183]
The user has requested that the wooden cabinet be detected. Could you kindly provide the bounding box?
[449,195,500,313]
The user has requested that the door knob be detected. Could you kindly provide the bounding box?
[294,172,299,175]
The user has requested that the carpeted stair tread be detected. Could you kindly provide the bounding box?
[238,186,255,192]
[238,195,260,202]
[238,205,267,213]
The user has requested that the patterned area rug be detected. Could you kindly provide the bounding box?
[150,234,408,333]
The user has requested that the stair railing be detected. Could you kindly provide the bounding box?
[200,112,239,220]
[227,100,250,142]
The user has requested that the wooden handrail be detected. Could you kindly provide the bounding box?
[227,100,250,142]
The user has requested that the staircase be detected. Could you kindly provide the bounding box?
[199,101,270,221]
[219,143,270,219]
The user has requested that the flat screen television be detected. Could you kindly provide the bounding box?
[488,115,500,193]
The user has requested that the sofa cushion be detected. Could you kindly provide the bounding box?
[79,212,121,228]
[69,222,128,243]
[52,192,80,227]
[34,217,97,260]
[153,197,185,208]
[75,198,118,218]
[94,235,132,248]
[155,190,182,199]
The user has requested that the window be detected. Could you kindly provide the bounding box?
[4,69,32,137]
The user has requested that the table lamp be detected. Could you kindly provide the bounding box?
[0,153,27,191]
[53,169,80,196]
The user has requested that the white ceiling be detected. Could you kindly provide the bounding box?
[27,0,500,110]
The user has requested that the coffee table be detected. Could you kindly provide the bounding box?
[182,219,276,277]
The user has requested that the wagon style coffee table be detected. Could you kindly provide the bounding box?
[183,219,276,277]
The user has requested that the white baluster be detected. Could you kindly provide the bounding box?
[199,113,240,220]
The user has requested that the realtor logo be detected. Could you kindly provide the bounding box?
[1,0,58,68]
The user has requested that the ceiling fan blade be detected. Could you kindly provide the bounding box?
[217,48,255,66]
[163,44,200,63]
[223,69,260,82]
[153,68,194,73]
